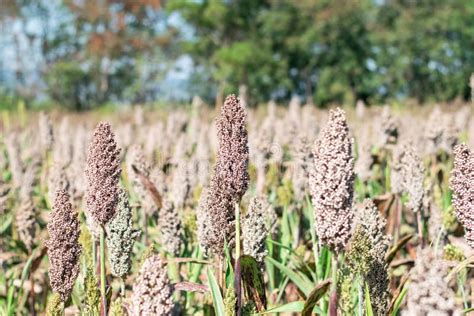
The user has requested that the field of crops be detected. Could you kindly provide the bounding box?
[0,97,473,315]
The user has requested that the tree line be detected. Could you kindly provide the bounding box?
[0,0,473,110]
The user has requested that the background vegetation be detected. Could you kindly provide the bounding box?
[1,0,474,110]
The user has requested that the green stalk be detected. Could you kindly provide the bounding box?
[168,256,182,303]
[235,203,241,260]
[100,225,107,314]
[358,276,364,316]
[305,195,320,278]
[92,239,97,270]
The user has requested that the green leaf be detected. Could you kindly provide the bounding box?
[302,279,331,316]
[389,273,410,315]
[259,301,305,314]
[0,214,12,234]
[240,255,266,312]
[20,249,37,286]
[224,240,234,288]
[189,248,204,283]
[365,283,374,316]
[391,286,408,316]
[207,268,225,316]
[265,257,313,297]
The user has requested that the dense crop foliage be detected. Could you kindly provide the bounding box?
[0,99,473,315]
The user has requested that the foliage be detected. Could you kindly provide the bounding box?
[2,0,474,107]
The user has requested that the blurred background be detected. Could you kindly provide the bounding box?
[0,0,473,111]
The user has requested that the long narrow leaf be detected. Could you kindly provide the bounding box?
[259,301,305,314]
[385,234,414,264]
[206,268,225,316]
[266,257,313,297]
[391,286,408,316]
[302,279,331,316]
[239,255,266,312]
[389,272,410,314]
[364,283,374,316]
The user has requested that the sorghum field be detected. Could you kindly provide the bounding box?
[0,97,473,315]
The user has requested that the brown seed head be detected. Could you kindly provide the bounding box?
[397,143,425,212]
[46,189,81,301]
[449,144,474,248]
[206,95,249,257]
[310,108,355,253]
[85,122,121,225]
[16,198,37,252]
[404,249,462,315]
[131,255,174,315]
[158,199,184,256]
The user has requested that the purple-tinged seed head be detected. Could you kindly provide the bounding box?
[46,189,81,301]
[310,107,355,253]
[449,143,474,249]
[85,121,121,225]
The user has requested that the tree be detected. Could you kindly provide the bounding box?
[373,0,474,103]
[167,0,287,105]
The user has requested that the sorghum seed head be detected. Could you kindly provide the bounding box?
[196,188,212,255]
[242,197,269,265]
[377,107,398,147]
[83,265,100,314]
[16,198,37,252]
[347,199,391,315]
[46,189,81,301]
[5,132,24,189]
[39,112,54,152]
[449,143,474,248]
[356,199,391,257]
[215,94,250,200]
[131,255,174,316]
[170,161,191,209]
[158,199,184,256]
[48,162,70,205]
[291,135,312,201]
[392,143,425,212]
[19,160,39,202]
[399,144,425,212]
[404,249,462,315]
[85,121,121,225]
[310,107,355,253]
[45,293,62,316]
[106,188,140,277]
[206,95,249,257]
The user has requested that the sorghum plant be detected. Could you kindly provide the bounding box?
[450,143,474,248]
[46,189,81,303]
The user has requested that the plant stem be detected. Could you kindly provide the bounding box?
[92,238,97,270]
[329,254,339,315]
[305,195,320,277]
[100,225,107,315]
[235,202,241,260]
[235,202,241,315]
[29,273,36,316]
[358,276,364,316]
[416,210,424,247]
[120,277,125,297]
